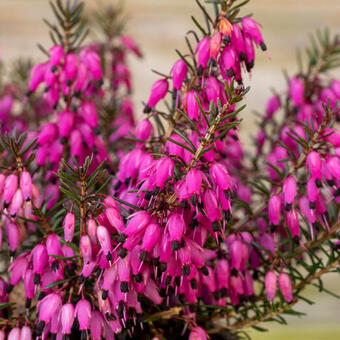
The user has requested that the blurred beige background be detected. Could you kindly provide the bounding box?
[1,0,340,339]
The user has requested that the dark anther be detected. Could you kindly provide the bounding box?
[117,301,125,318]
[143,105,151,114]
[285,203,292,211]
[213,291,220,300]
[25,298,32,309]
[190,279,197,290]
[9,250,16,257]
[327,180,335,187]
[3,202,9,209]
[36,321,45,336]
[226,69,234,78]
[106,252,112,261]
[190,195,198,206]
[182,265,190,276]
[220,287,227,297]
[223,36,231,44]
[152,187,160,196]
[102,290,108,300]
[172,89,177,100]
[80,330,88,340]
[51,65,57,72]
[124,177,131,186]
[179,294,186,304]
[134,273,143,283]
[117,233,126,243]
[62,334,70,340]
[309,201,316,209]
[120,281,129,293]
[334,188,340,197]
[144,191,152,200]
[34,273,41,285]
[212,221,220,232]
[315,179,322,188]
[160,262,167,272]
[231,268,238,277]
[189,218,199,230]
[38,292,46,301]
[78,275,85,284]
[118,248,128,258]
[114,181,122,191]
[139,250,148,262]
[93,126,101,135]
[293,235,300,245]
[60,136,67,145]
[197,66,203,76]
[159,288,166,298]
[165,275,172,286]
[6,285,13,294]
[171,240,180,251]
[174,276,181,287]
[239,52,246,61]
[260,42,267,51]
[201,266,209,276]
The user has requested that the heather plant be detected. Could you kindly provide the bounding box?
[0,0,339,339]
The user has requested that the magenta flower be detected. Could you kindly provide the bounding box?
[265,270,277,301]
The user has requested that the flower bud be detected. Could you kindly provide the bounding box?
[20,326,32,340]
[96,226,112,259]
[268,195,281,226]
[20,171,32,202]
[63,212,75,242]
[8,328,20,340]
[210,32,222,60]
[61,303,75,334]
[265,271,277,301]
[306,151,322,180]
[283,176,297,207]
[3,174,18,208]
[141,223,161,252]
[145,79,169,112]
[75,299,92,331]
[166,213,185,246]
[170,59,187,90]
[278,273,293,302]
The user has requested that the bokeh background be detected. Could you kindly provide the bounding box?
[0,1,340,339]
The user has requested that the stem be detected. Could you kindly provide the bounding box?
[79,170,87,235]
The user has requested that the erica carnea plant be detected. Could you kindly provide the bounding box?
[0,0,339,339]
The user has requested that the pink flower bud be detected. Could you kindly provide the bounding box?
[231,24,246,57]
[46,234,61,257]
[326,156,340,179]
[268,195,281,226]
[3,174,18,207]
[9,189,23,217]
[81,101,98,128]
[58,110,74,138]
[64,53,78,82]
[244,35,255,70]
[28,63,47,93]
[80,235,92,263]
[7,222,20,255]
[167,213,185,246]
[220,45,238,78]
[265,270,277,301]
[32,244,48,280]
[141,223,161,252]
[278,273,293,302]
[186,91,200,120]
[195,37,210,70]
[265,95,280,119]
[49,45,64,67]
[230,239,244,271]
[38,122,58,145]
[203,189,222,222]
[136,119,153,141]
[205,77,220,106]
[242,17,266,50]
[170,59,188,90]
[210,32,222,60]
[8,328,20,340]
[189,326,208,340]
[155,157,174,188]
[210,163,231,192]
[186,168,202,197]
[61,303,75,334]
[145,79,169,112]
[20,326,32,340]
[20,171,32,202]
[306,151,322,180]
[121,35,142,57]
[283,176,297,207]
[38,293,62,323]
[0,330,4,340]
[90,310,103,340]
[81,49,102,80]
[307,177,318,203]
[322,128,340,147]
[215,259,230,290]
[63,212,75,242]
[96,226,112,258]
[124,211,151,237]
[289,77,304,107]
[24,269,35,300]
[9,255,28,285]
[286,208,300,238]
[75,299,92,331]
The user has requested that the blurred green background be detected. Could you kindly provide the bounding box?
[0,1,340,339]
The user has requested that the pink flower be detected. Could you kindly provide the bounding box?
[278,273,293,302]
[144,79,169,113]
[265,271,277,301]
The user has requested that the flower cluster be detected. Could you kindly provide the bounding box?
[0,0,339,339]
